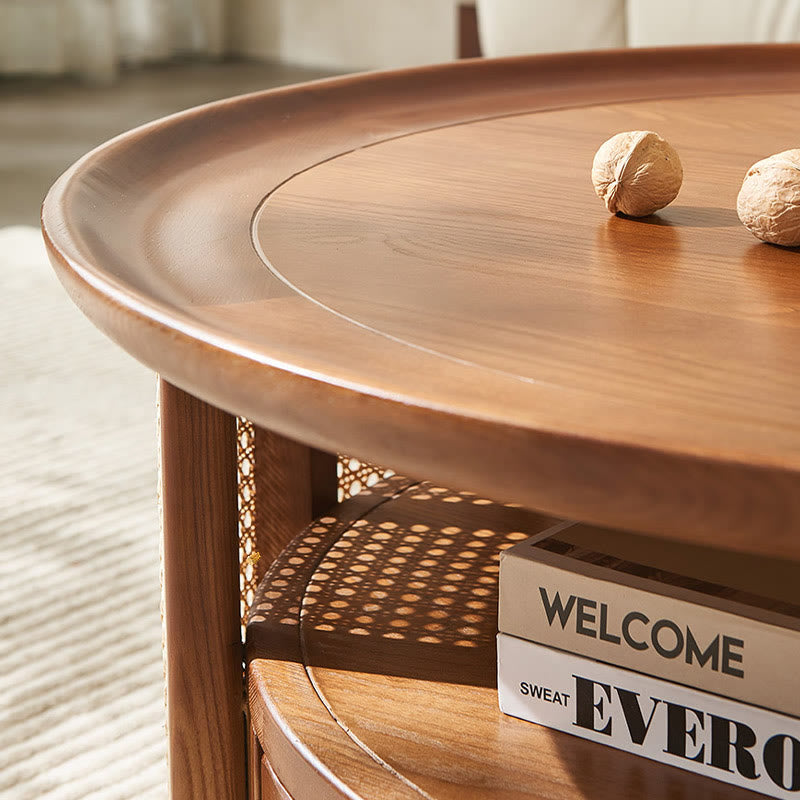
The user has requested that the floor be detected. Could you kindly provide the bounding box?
[0,58,334,800]
[0,59,335,227]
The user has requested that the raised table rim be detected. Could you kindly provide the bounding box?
[41,45,800,556]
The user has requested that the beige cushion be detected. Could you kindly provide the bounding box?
[627,0,800,46]
[477,0,800,56]
[476,0,625,57]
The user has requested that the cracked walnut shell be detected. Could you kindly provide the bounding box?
[737,149,800,247]
[592,131,683,217]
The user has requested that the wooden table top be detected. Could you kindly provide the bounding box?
[42,45,800,557]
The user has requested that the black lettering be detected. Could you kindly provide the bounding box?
[520,682,529,696]
[532,685,544,700]
[685,631,719,671]
[709,715,760,779]
[622,611,649,651]
[721,636,745,678]
[576,597,597,637]
[764,734,800,790]
[664,703,705,763]
[573,676,612,736]
[599,603,621,644]
[615,688,661,746]
[651,619,684,659]
[539,588,577,628]
[543,687,552,702]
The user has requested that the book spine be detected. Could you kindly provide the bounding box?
[497,633,800,799]
[498,549,800,716]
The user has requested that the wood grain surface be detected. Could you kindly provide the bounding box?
[42,46,800,556]
[247,483,767,800]
[260,760,293,800]
[253,426,338,567]
[254,92,800,461]
[247,475,424,800]
[158,381,246,800]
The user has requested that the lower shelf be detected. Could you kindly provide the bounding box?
[246,475,765,800]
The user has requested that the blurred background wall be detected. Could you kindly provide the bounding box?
[7,0,800,85]
[231,0,460,71]
[0,0,463,83]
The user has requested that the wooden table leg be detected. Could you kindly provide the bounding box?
[158,380,246,800]
[253,425,338,567]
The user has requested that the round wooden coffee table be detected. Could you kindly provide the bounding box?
[42,45,800,800]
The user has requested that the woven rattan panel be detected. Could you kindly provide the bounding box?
[337,456,395,502]
[237,417,394,627]
[237,418,259,625]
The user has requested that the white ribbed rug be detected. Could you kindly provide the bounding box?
[0,226,168,799]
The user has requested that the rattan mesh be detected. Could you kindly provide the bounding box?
[237,418,259,627]
[337,456,395,502]
[236,418,394,627]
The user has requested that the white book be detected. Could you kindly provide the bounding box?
[498,633,800,799]
[499,521,800,716]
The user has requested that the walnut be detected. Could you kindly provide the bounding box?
[591,131,683,217]
[737,149,800,247]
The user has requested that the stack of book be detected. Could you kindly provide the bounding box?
[497,520,800,798]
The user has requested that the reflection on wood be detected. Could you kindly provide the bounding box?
[43,47,800,553]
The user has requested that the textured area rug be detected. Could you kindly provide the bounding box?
[0,227,167,799]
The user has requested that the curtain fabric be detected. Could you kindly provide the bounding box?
[0,0,227,82]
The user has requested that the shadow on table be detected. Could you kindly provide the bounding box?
[626,205,739,229]
[245,476,553,687]
[246,478,762,800]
